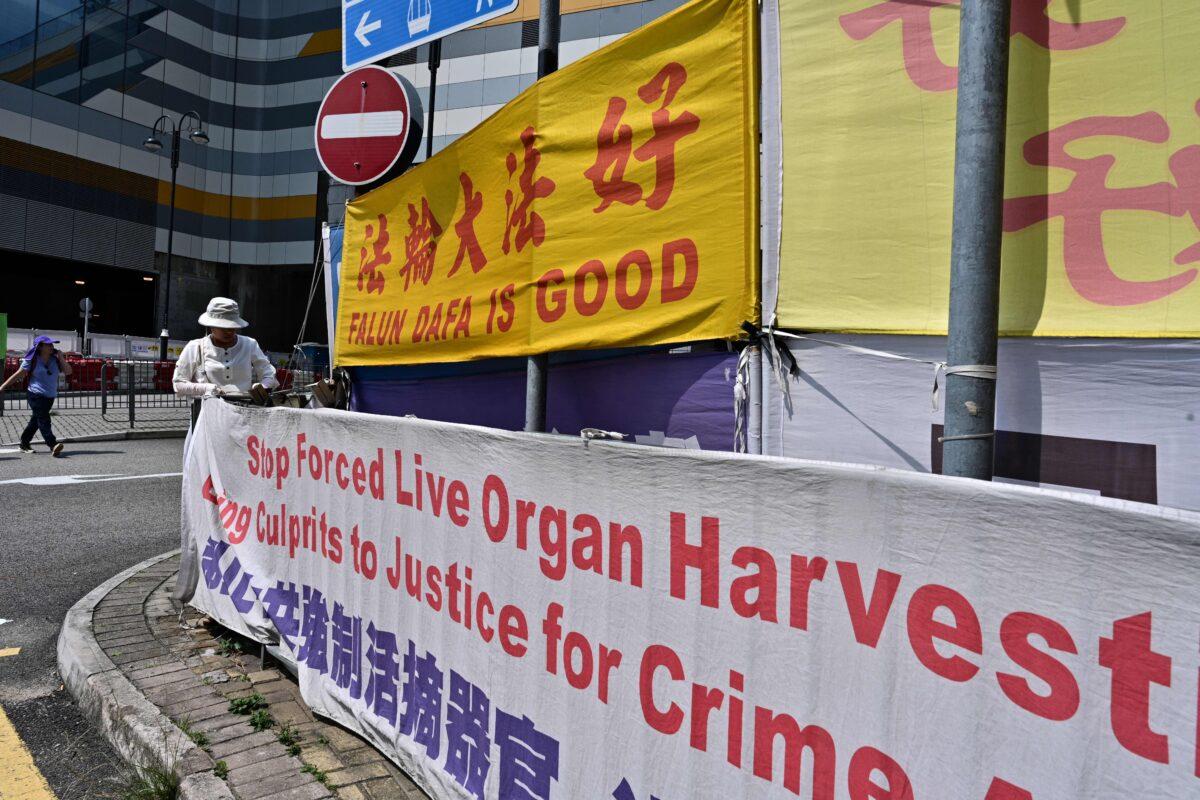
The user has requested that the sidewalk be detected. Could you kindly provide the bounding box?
[59,552,427,800]
[0,405,189,446]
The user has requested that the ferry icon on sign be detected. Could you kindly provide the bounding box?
[407,0,431,35]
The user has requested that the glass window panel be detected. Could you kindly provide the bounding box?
[34,1,85,102]
[80,1,127,103]
[0,0,38,57]
[39,1,85,24]
[122,8,160,104]
[0,0,38,87]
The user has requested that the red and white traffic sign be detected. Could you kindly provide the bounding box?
[314,65,420,186]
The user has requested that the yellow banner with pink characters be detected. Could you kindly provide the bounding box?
[777,0,1200,336]
[337,0,758,365]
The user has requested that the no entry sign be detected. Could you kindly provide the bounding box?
[315,65,420,186]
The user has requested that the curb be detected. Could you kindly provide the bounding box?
[65,429,189,444]
[2,428,188,447]
[57,549,235,800]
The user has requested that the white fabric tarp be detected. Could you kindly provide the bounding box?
[185,399,1200,799]
[763,335,1200,511]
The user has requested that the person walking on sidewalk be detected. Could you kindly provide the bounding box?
[172,297,278,402]
[0,335,72,455]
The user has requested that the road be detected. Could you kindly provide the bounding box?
[0,438,184,799]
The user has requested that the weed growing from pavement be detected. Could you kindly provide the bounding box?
[217,638,244,657]
[119,765,179,800]
[316,734,330,746]
[174,716,209,748]
[213,760,229,780]
[301,763,331,787]
[228,692,267,714]
[249,708,275,732]
[277,721,302,755]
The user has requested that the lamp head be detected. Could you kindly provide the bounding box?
[142,136,163,152]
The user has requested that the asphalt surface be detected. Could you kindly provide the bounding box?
[0,438,184,799]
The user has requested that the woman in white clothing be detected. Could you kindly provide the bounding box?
[173,296,278,401]
[173,296,277,605]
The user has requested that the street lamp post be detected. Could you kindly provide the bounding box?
[144,111,209,361]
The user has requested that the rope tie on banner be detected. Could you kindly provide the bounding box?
[733,344,752,453]
[938,431,995,443]
[580,428,625,447]
[754,326,997,413]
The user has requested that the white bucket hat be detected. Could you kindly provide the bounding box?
[198,297,249,329]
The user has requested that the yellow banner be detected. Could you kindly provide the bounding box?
[338,0,758,366]
[778,0,1200,336]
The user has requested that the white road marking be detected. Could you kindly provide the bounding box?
[0,472,182,487]
[0,449,21,454]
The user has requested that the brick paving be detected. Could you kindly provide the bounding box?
[91,554,428,800]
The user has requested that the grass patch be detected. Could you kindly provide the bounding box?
[249,708,275,732]
[213,760,229,780]
[119,765,180,800]
[301,763,331,787]
[175,716,209,748]
[228,693,267,715]
[277,721,302,756]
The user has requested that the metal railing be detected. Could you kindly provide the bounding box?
[2,354,322,431]
[1,358,189,425]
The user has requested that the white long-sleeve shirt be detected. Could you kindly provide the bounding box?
[172,335,278,397]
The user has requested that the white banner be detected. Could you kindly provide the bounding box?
[185,399,1200,800]
[763,335,1200,512]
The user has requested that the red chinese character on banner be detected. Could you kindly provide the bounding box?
[503,126,556,255]
[1004,110,1199,306]
[634,62,701,211]
[838,0,1125,93]
[449,172,487,277]
[356,214,390,294]
[583,97,642,213]
[584,62,700,213]
[400,198,443,291]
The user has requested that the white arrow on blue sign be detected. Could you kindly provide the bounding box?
[342,0,520,72]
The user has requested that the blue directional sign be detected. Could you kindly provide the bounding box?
[342,0,519,71]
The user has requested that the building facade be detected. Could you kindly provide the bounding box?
[0,0,685,349]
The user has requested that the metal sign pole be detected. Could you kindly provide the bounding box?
[425,39,442,160]
[523,0,560,433]
[942,0,1012,480]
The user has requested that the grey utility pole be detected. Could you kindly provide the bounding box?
[523,0,561,433]
[942,0,1012,480]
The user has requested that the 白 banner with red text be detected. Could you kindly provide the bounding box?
[183,398,1200,799]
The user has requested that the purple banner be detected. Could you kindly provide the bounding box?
[350,347,737,451]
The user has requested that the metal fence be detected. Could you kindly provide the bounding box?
[1,358,185,425]
[1,357,321,424]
